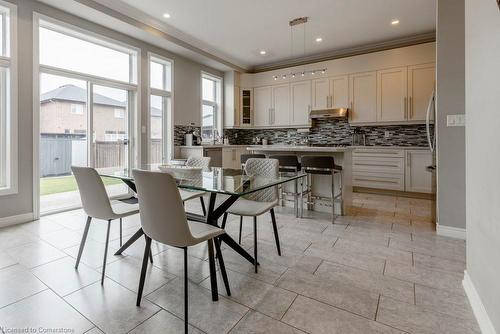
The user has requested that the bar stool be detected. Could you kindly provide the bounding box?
[300,156,344,222]
[240,154,266,169]
[268,155,304,216]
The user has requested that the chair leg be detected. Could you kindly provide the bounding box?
[184,247,188,334]
[149,248,154,264]
[75,216,92,269]
[136,236,152,306]
[253,216,258,273]
[221,212,228,229]
[270,208,281,256]
[101,219,112,285]
[238,216,243,245]
[200,197,207,216]
[207,239,219,301]
[119,218,123,247]
[214,237,231,296]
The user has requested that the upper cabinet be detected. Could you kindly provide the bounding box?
[240,88,253,126]
[349,71,377,123]
[311,78,330,110]
[377,67,408,122]
[290,80,311,126]
[408,63,435,121]
[311,76,348,110]
[253,86,272,127]
[271,84,290,126]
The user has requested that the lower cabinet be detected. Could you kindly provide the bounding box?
[405,150,434,193]
[222,147,247,169]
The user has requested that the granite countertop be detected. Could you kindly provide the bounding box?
[352,146,430,150]
[247,145,351,152]
[176,145,249,149]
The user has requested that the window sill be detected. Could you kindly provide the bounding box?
[0,185,18,196]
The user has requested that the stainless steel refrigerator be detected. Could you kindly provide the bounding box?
[426,90,437,223]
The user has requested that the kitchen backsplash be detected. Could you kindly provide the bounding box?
[174,120,432,146]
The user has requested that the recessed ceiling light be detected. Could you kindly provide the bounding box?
[260,50,267,55]
[163,13,171,19]
[315,37,323,43]
[391,19,400,25]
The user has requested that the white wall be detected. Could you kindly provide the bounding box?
[465,0,500,331]
[0,0,223,219]
[436,0,466,231]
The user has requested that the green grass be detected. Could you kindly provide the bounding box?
[40,175,122,196]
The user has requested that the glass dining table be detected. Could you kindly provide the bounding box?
[100,164,307,273]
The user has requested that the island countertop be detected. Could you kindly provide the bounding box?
[247,145,352,153]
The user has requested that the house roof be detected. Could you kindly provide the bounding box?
[40,84,162,116]
[41,84,126,108]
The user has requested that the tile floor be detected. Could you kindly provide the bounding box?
[0,193,479,334]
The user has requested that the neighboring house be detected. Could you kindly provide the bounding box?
[40,84,162,141]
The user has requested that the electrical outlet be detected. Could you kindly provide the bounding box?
[384,131,390,138]
[447,114,466,127]
[234,133,238,138]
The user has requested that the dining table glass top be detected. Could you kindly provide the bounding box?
[100,164,306,196]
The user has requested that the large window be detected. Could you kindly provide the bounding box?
[0,1,16,196]
[201,73,221,142]
[148,54,172,164]
[37,17,138,214]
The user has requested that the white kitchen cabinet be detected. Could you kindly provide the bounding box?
[352,149,405,191]
[271,84,290,126]
[240,88,253,126]
[311,78,330,110]
[223,71,240,128]
[290,80,311,126]
[377,67,408,122]
[349,71,377,123]
[405,150,433,193]
[253,86,272,127]
[311,76,348,111]
[222,147,247,169]
[408,63,435,121]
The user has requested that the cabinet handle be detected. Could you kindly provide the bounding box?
[409,97,413,118]
[407,154,411,167]
[404,97,407,119]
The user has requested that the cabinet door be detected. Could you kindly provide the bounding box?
[408,63,435,121]
[349,71,377,123]
[222,148,233,168]
[405,150,434,193]
[290,80,311,126]
[253,86,272,127]
[330,75,349,108]
[377,67,407,122]
[311,78,330,110]
[240,88,253,126]
[271,84,290,126]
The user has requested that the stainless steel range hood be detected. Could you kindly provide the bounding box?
[309,108,348,119]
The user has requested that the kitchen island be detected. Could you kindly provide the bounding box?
[247,145,353,215]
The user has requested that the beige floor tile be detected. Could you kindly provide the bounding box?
[45,211,88,231]
[64,239,123,268]
[6,240,67,268]
[201,269,297,320]
[229,310,305,334]
[0,251,17,269]
[333,238,412,265]
[0,225,39,251]
[65,280,160,334]
[0,290,93,334]
[152,247,211,284]
[277,269,379,319]
[20,218,65,236]
[40,227,84,249]
[282,295,405,334]
[315,261,414,304]
[146,277,248,334]
[0,264,47,308]
[415,284,477,321]
[377,296,480,334]
[389,237,465,262]
[83,327,105,334]
[109,236,169,260]
[129,310,204,334]
[31,256,101,296]
[413,252,466,274]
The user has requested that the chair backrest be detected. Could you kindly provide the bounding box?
[268,155,300,171]
[243,158,279,202]
[132,169,195,247]
[300,155,335,170]
[186,156,211,168]
[240,154,266,164]
[71,166,114,220]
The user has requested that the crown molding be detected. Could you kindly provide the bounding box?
[251,31,436,73]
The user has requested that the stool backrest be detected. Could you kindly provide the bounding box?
[300,156,335,170]
[133,169,194,247]
[240,154,266,164]
[268,155,300,171]
[243,158,279,202]
[72,166,114,220]
[186,156,211,168]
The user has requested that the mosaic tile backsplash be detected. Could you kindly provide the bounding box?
[174,120,432,147]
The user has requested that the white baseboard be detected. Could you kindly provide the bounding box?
[436,223,466,240]
[0,212,34,228]
[463,270,497,334]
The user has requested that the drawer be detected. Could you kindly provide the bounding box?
[353,149,405,158]
[352,157,405,174]
[353,172,405,191]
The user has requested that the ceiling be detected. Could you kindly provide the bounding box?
[106,0,436,70]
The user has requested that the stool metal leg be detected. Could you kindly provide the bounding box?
[294,178,298,218]
[300,176,304,218]
[331,171,336,223]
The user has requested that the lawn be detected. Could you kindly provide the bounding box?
[40,175,122,196]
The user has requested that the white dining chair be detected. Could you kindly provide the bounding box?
[221,158,281,273]
[72,166,139,284]
[133,169,231,333]
[179,156,211,215]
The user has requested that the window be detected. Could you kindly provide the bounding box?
[114,108,124,119]
[0,1,16,195]
[70,103,83,114]
[148,54,172,164]
[201,73,221,142]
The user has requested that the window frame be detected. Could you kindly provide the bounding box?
[201,72,222,143]
[147,52,173,164]
[0,0,17,196]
